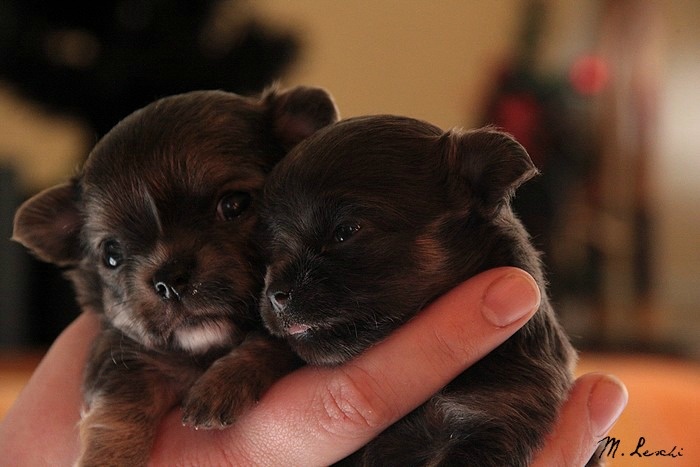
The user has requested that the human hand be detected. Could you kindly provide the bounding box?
[0,267,626,465]
[0,304,99,464]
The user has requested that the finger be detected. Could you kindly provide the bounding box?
[0,311,100,464]
[150,267,541,466]
[532,372,628,467]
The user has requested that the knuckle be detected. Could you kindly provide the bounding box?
[315,366,399,438]
[428,322,480,370]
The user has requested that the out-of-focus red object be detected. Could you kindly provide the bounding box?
[569,54,610,96]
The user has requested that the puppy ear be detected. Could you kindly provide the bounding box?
[264,85,339,150]
[440,127,538,211]
[12,180,83,266]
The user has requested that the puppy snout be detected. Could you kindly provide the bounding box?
[268,289,291,314]
[153,260,193,301]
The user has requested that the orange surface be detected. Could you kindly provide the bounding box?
[577,353,700,466]
[0,351,43,419]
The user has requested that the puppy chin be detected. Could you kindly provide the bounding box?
[174,320,235,354]
[286,330,363,366]
[110,308,156,348]
[260,306,317,341]
[260,307,296,336]
[110,301,238,354]
[262,314,361,366]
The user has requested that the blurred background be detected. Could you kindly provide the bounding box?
[0,0,698,463]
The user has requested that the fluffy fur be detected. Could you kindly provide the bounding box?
[260,115,577,466]
[13,86,338,466]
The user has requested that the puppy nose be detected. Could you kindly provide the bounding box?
[268,289,290,313]
[153,260,192,301]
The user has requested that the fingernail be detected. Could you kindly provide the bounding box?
[482,272,540,327]
[589,375,628,437]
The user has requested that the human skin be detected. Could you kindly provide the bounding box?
[0,267,627,466]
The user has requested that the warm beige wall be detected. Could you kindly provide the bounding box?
[254,0,525,129]
[253,1,603,128]
[0,86,89,191]
[654,0,700,345]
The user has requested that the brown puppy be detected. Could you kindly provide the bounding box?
[13,87,338,466]
[260,115,577,466]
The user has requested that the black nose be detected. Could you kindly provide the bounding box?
[268,289,290,313]
[153,260,192,301]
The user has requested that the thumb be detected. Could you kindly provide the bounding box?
[532,372,628,466]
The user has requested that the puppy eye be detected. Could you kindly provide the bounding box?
[217,192,251,221]
[333,223,361,243]
[102,240,124,268]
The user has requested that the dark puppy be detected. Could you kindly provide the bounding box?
[260,115,577,466]
[13,86,337,466]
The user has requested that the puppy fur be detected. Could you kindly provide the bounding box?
[13,86,338,466]
[260,115,577,466]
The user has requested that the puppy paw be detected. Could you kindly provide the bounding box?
[181,334,298,429]
[181,387,253,430]
[181,362,260,429]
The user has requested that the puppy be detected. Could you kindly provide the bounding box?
[13,86,338,466]
[260,115,577,466]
